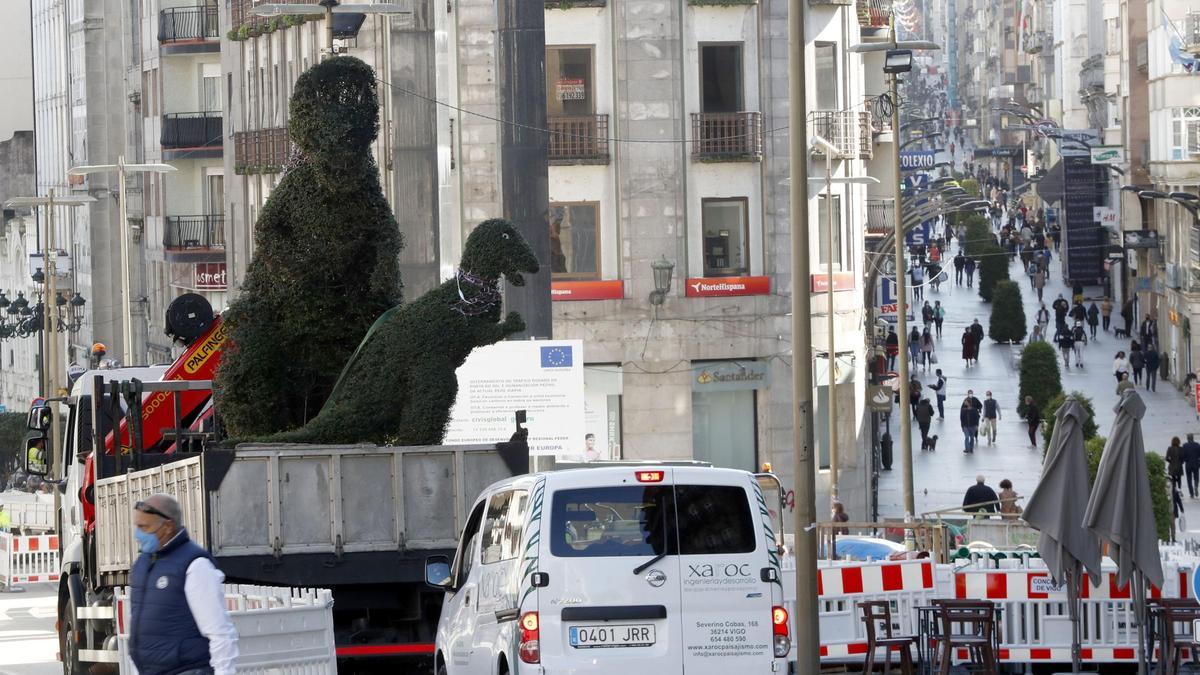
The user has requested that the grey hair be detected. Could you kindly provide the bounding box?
[976,475,985,484]
[146,493,184,526]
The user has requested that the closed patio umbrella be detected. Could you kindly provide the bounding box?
[1083,390,1164,675]
[1021,396,1102,673]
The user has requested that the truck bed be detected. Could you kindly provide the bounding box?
[95,443,520,575]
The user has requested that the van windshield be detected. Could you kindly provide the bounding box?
[550,484,755,558]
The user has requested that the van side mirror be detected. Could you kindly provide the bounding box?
[28,405,51,432]
[425,555,452,589]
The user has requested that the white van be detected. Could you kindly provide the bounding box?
[426,465,790,674]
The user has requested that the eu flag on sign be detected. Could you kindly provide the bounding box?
[540,345,573,368]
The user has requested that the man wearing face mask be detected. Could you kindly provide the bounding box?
[130,493,237,675]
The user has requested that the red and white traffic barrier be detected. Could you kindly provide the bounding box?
[0,532,59,587]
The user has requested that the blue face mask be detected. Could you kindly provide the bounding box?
[134,527,160,554]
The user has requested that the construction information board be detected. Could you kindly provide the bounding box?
[444,340,586,460]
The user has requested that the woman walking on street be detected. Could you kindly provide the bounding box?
[1168,437,1185,491]
[1113,350,1130,383]
[885,328,899,370]
[1129,342,1145,385]
[1023,396,1041,449]
[909,326,922,369]
[1101,297,1113,331]
[961,326,978,367]
[934,301,946,338]
[921,328,936,372]
[1145,345,1160,392]
[1087,302,1100,338]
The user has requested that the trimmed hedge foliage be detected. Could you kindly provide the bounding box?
[214,57,404,438]
[988,280,1026,343]
[1018,341,1062,417]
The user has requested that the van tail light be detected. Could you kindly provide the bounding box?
[772,606,791,658]
[636,470,664,483]
[519,611,540,664]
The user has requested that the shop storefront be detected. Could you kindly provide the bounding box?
[691,360,767,472]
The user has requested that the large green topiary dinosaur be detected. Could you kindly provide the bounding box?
[214,57,404,438]
[267,218,539,445]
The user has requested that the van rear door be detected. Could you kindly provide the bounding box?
[538,469,684,674]
[672,468,778,673]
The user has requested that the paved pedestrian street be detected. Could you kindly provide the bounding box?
[877,227,1200,522]
[0,584,59,675]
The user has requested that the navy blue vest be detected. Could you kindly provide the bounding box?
[129,528,214,675]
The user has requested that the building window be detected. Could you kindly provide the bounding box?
[546,47,594,116]
[1171,107,1200,161]
[814,42,838,111]
[817,193,843,267]
[701,197,749,277]
[549,202,599,279]
[700,44,743,113]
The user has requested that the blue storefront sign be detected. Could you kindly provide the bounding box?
[899,151,937,171]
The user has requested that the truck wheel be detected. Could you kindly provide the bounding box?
[59,601,82,675]
[436,662,448,675]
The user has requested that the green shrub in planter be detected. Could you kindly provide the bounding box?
[978,243,1011,301]
[988,280,1026,342]
[1017,341,1062,416]
[960,178,980,197]
[1085,435,1105,483]
[1146,452,1171,542]
[237,25,250,40]
[1041,391,1099,450]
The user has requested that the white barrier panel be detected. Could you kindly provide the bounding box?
[1,493,55,531]
[0,532,60,586]
[115,584,338,674]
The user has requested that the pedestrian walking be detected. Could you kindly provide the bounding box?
[130,494,238,675]
[931,368,948,419]
[920,328,936,372]
[1121,301,1134,337]
[1113,350,1129,383]
[1030,324,1045,342]
[961,326,978,367]
[981,391,1000,444]
[933,300,946,338]
[1181,433,1200,498]
[1069,301,1086,324]
[1055,325,1075,369]
[915,397,936,450]
[885,327,899,370]
[911,263,925,301]
[1086,302,1100,338]
[998,479,1023,520]
[1022,396,1041,449]
[1101,297,1113,331]
[1034,268,1047,301]
[1052,294,1070,333]
[963,475,1000,514]
[1140,314,1158,348]
[960,397,981,453]
[1144,345,1160,391]
[1035,303,1050,336]
[910,377,923,417]
[1116,372,1136,396]
[1167,437,1185,491]
[831,502,850,534]
[908,326,922,368]
[953,251,966,285]
[1129,342,1145,385]
[1027,259,1039,287]
[922,301,934,331]
[1072,281,1085,306]
[1071,322,1087,367]
[964,256,977,288]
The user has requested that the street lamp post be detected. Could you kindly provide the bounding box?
[68,158,176,366]
[850,32,939,524]
[4,190,95,480]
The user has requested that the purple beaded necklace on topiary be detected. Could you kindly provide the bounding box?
[453,268,502,317]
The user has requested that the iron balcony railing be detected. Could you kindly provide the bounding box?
[159,6,219,42]
[233,127,292,174]
[161,112,222,149]
[866,199,894,237]
[809,110,871,159]
[690,112,763,161]
[164,215,225,251]
[548,114,610,163]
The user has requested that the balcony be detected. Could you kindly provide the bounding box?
[164,215,225,263]
[809,110,871,159]
[161,112,223,159]
[234,127,292,174]
[866,199,894,238]
[857,0,890,29]
[545,0,607,6]
[158,6,219,53]
[690,112,763,162]
[810,0,853,7]
[548,114,610,164]
[1186,11,1200,57]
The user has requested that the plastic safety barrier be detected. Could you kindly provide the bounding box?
[0,532,60,587]
[114,584,337,674]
